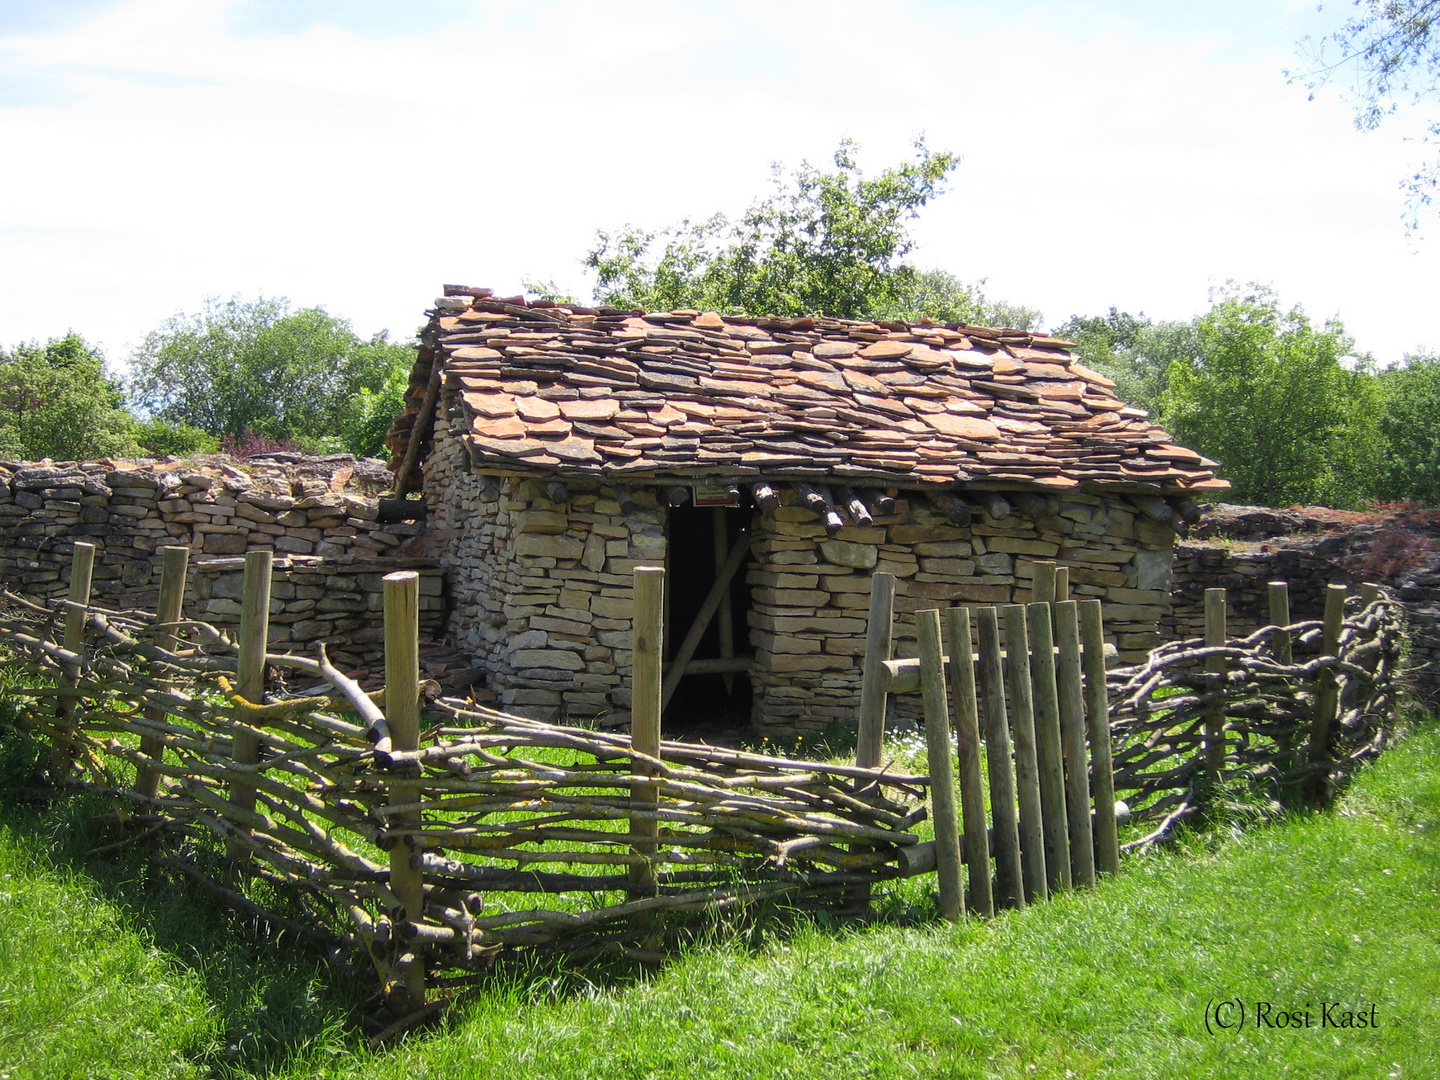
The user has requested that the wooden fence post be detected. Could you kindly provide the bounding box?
[1203,588,1227,777]
[135,546,189,801]
[1079,600,1120,876]
[1032,561,1057,606]
[1001,604,1047,904]
[712,508,736,692]
[917,608,964,922]
[630,567,665,896]
[1054,600,1096,889]
[945,606,993,918]
[1027,601,1071,893]
[856,572,896,770]
[51,541,96,780]
[976,607,1024,910]
[1267,581,1292,665]
[1054,566,1071,603]
[1308,582,1348,800]
[228,550,272,857]
[383,571,426,1008]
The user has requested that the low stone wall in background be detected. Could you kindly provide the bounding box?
[0,454,454,679]
[1167,504,1440,707]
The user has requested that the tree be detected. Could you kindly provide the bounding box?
[582,140,1027,323]
[127,296,415,452]
[1376,353,1440,503]
[1292,0,1440,228]
[1055,309,1197,417]
[1159,285,1383,508]
[0,334,137,461]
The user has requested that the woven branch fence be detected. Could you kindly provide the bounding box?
[862,562,1405,917]
[1107,580,1405,841]
[0,545,1405,1016]
[0,544,931,1015]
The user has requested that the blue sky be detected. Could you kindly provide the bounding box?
[1,0,1435,368]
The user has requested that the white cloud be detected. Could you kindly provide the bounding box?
[0,0,1436,369]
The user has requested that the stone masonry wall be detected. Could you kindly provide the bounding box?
[426,413,1178,734]
[0,456,443,675]
[424,413,661,724]
[1166,508,1440,706]
[745,488,1176,734]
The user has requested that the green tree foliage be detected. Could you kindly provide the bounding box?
[1292,0,1440,228]
[1055,308,1197,417]
[1160,285,1383,509]
[127,296,414,453]
[0,334,137,461]
[584,140,1025,323]
[131,418,219,458]
[1376,354,1440,502]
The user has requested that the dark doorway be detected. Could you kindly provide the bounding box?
[663,502,755,737]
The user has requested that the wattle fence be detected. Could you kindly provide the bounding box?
[0,544,1404,1022]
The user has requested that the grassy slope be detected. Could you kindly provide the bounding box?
[3,726,1438,1080]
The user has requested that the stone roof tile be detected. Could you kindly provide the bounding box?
[387,288,1228,496]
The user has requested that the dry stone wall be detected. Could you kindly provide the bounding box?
[425,412,1177,734]
[424,412,655,725]
[1166,505,1440,706]
[746,488,1176,733]
[0,456,443,674]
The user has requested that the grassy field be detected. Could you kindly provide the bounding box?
[1,720,1437,1079]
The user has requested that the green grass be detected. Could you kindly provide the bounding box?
[3,722,1439,1078]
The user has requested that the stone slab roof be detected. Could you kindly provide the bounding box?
[388,286,1227,497]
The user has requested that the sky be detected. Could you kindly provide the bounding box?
[2,0,1438,371]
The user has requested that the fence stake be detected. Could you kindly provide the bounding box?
[1203,588,1227,777]
[135,546,189,800]
[946,606,993,918]
[630,567,665,896]
[1054,565,1071,603]
[918,609,964,921]
[1267,581,1292,665]
[383,570,425,1008]
[1001,604,1048,904]
[976,607,1024,910]
[1308,582,1348,801]
[1032,561,1057,606]
[1027,601,1071,892]
[856,572,896,770]
[228,550,272,858]
[1357,581,1381,607]
[1079,600,1119,876]
[1054,600,1096,889]
[51,541,96,780]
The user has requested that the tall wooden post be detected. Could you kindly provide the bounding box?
[1308,582,1348,800]
[946,606,993,917]
[1267,581,1292,665]
[917,609,964,921]
[228,550,272,856]
[1080,600,1120,876]
[1032,561,1057,606]
[630,567,665,895]
[1054,600,1096,889]
[856,572,896,770]
[1027,601,1071,892]
[711,508,735,692]
[136,546,189,800]
[1001,604,1047,904]
[1203,588,1227,777]
[384,571,425,1007]
[51,541,96,779]
[1054,565,1071,603]
[976,607,1024,910]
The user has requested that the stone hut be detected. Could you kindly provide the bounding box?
[388,286,1227,735]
